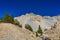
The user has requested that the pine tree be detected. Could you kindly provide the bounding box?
[2,13,14,23]
[37,25,43,35]
[25,24,33,32]
[2,13,10,22]
[9,14,14,23]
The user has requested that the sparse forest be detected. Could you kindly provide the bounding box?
[0,13,22,28]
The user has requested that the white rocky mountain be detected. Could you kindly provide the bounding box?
[1,13,60,40]
[14,13,59,32]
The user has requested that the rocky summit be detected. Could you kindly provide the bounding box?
[14,13,58,32]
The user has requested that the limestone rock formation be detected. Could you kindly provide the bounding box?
[14,13,57,32]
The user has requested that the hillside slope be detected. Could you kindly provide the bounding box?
[0,23,37,40]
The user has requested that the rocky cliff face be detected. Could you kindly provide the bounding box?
[14,13,60,40]
[14,13,57,32]
[0,23,37,40]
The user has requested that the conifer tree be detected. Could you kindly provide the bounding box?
[2,13,14,23]
[25,24,33,32]
[3,13,10,22]
[9,14,14,23]
[37,25,43,35]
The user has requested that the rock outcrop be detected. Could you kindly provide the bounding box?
[44,21,60,40]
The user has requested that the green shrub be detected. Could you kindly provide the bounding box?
[25,24,33,32]
[18,24,22,28]
[36,32,39,37]
[14,19,19,25]
[14,19,22,28]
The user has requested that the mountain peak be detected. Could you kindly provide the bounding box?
[14,13,59,32]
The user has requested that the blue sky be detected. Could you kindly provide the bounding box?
[0,0,60,18]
